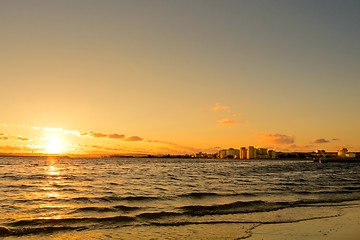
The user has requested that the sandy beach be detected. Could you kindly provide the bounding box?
[248,201,360,240]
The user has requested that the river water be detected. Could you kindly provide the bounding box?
[0,157,359,239]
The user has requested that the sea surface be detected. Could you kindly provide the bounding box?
[0,157,359,239]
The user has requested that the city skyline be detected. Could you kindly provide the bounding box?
[1,1,359,156]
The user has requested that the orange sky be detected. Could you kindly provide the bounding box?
[1,1,359,155]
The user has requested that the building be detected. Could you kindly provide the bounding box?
[240,147,247,159]
[256,148,268,159]
[338,148,348,158]
[316,150,326,157]
[218,148,240,158]
[218,149,227,159]
[228,148,240,158]
[247,146,256,159]
[267,149,276,159]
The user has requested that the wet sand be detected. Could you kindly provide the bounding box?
[248,201,360,240]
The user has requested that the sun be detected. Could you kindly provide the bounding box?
[46,136,64,154]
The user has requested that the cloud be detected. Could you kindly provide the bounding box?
[312,138,330,144]
[146,140,203,153]
[332,138,339,141]
[258,133,295,145]
[125,136,143,141]
[82,132,132,140]
[218,119,238,125]
[63,130,81,135]
[89,132,108,138]
[0,146,22,151]
[17,136,30,141]
[232,113,243,117]
[108,134,125,139]
[82,132,108,138]
[44,127,63,132]
[212,103,230,111]
[0,136,8,140]
[288,144,314,152]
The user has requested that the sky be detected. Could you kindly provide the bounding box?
[0,0,359,155]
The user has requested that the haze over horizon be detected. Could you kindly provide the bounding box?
[1,0,359,155]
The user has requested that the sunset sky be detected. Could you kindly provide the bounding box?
[1,0,359,155]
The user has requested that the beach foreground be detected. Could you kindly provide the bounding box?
[249,201,360,240]
[1,157,360,239]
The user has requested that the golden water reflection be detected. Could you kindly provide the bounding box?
[38,157,66,219]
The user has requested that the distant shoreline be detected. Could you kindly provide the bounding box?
[0,155,359,162]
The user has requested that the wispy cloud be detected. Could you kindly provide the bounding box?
[82,131,141,141]
[44,127,63,132]
[89,132,108,138]
[258,133,295,145]
[0,146,22,151]
[288,144,314,152]
[312,138,330,144]
[0,133,8,140]
[211,103,230,111]
[232,113,243,117]
[108,134,125,139]
[63,130,81,135]
[218,119,238,125]
[125,136,143,141]
[212,103,247,126]
[17,136,30,141]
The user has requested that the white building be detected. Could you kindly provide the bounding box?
[346,153,356,158]
[338,148,348,158]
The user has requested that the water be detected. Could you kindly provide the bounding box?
[0,157,359,239]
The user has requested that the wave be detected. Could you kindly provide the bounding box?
[179,196,360,216]
[178,192,256,198]
[295,190,356,195]
[179,200,281,216]
[147,214,341,227]
[7,215,135,227]
[137,212,182,220]
[73,205,141,213]
[0,226,86,237]
[69,195,163,203]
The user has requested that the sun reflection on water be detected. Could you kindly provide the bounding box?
[38,157,66,219]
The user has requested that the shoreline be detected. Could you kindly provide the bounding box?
[1,155,360,162]
[247,201,360,240]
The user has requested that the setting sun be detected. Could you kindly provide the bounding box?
[45,136,63,154]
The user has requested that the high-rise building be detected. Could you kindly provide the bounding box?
[240,147,247,159]
[247,146,256,159]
